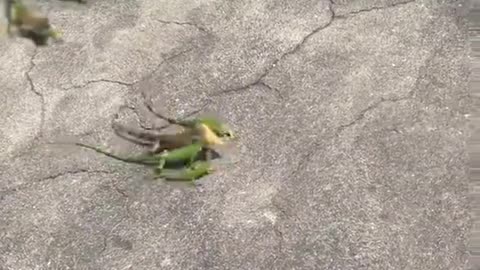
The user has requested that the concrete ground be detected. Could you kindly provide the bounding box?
[0,0,474,269]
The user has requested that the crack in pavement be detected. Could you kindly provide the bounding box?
[156,19,210,35]
[115,103,152,130]
[26,48,46,143]
[139,90,211,126]
[111,179,129,199]
[210,0,418,98]
[61,48,193,91]
[110,46,207,131]
[1,169,114,197]
[335,0,417,18]
[279,23,443,189]
[273,224,284,261]
[100,217,126,255]
[62,79,134,91]
[335,95,413,134]
[335,31,444,135]
[270,9,441,246]
[110,178,134,219]
[257,81,284,100]
[137,48,194,87]
[209,1,336,98]
[270,142,327,259]
[51,0,417,97]
[269,2,424,253]
[53,48,193,132]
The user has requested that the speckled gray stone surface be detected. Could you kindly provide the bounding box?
[0,0,473,269]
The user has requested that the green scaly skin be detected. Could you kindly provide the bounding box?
[171,117,235,140]
[74,142,213,182]
[155,142,204,170]
[71,108,234,182]
[154,161,213,182]
[74,142,204,171]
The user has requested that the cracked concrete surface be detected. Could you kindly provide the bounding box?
[0,0,473,269]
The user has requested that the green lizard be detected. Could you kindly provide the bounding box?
[67,104,235,181]
[7,0,61,46]
[114,103,235,154]
[154,160,214,183]
[74,141,205,169]
[73,141,216,181]
[61,122,230,181]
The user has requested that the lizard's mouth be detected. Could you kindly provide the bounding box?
[198,123,224,146]
[222,131,234,139]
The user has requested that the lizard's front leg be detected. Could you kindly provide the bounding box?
[153,142,203,175]
[154,161,214,183]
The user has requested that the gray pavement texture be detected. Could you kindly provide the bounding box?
[0,0,474,269]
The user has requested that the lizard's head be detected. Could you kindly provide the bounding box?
[48,28,62,39]
[196,123,224,146]
[196,117,235,140]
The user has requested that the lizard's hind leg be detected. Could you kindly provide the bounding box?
[143,100,179,127]
[149,141,163,154]
[143,99,205,131]
[198,148,221,162]
[112,121,160,148]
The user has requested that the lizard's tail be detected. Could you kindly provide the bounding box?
[74,142,159,166]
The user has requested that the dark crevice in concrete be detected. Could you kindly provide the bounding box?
[268,41,434,250]
[278,24,444,190]
[139,86,211,125]
[335,33,443,134]
[111,181,133,218]
[59,48,193,134]
[100,235,108,254]
[40,169,112,182]
[335,96,410,133]
[136,48,194,87]
[111,180,129,198]
[270,142,324,259]
[271,189,304,259]
[100,218,127,255]
[337,0,417,18]
[336,95,413,133]
[257,3,425,253]
[257,81,284,100]
[210,0,336,98]
[26,48,45,142]
[62,48,193,91]
[211,0,418,99]
[116,103,153,131]
[1,169,114,196]
[268,0,336,73]
[63,79,134,91]
[273,224,284,260]
[156,19,210,35]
